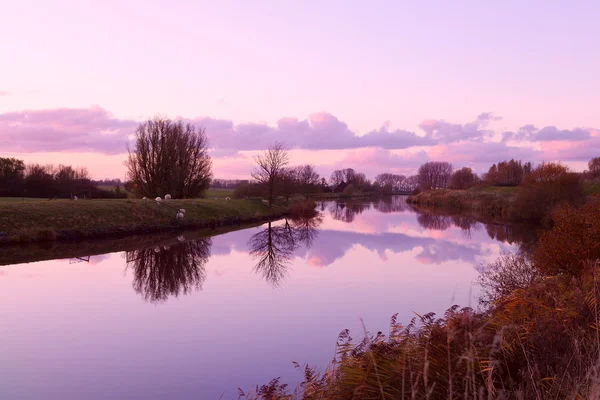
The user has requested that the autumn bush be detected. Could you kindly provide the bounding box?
[534,196,600,275]
[512,162,584,222]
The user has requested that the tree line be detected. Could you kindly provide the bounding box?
[4,114,599,202]
[0,158,127,199]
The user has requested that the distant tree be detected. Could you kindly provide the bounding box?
[252,142,290,207]
[588,157,600,179]
[0,157,25,196]
[342,184,354,197]
[514,162,584,221]
[24,164,55,197]
[126,117,212,198]
[448,167,479,190]
[485,159,531,186]
[278,167,298,202]
[296,165,320,199]
[400,175,420,192]
[417,161,453,190]
[375,173,406,194]
[330,170,345,188]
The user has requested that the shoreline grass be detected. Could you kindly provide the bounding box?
[0,198,288,244]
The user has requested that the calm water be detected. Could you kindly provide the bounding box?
[0,197,526,399]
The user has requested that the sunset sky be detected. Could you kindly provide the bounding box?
[1,0,598,180]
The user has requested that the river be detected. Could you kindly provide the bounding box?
[0,197,532,399]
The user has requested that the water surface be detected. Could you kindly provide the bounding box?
[0,197,526,399]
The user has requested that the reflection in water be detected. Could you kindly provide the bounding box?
[329,201,371,223]
[373,196,409,213]
[417,213,453,231]
[125,238,212,303]
[249,216,323,287]
[410,203,537,249]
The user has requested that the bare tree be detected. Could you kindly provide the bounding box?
[126,117,212,198]
[296,164,320,199]
[375,173,406,194]
[251,142,289,207]
[417,161,453,190]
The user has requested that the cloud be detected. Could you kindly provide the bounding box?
[428,141,540,166]
[194,112,433,152]
[0,106,137,154]
[503,125,593,142]
[418,113,499,143]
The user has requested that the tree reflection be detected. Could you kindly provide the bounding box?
[248,216,322,287]
[125,238,212,303]
[373,196,409,213]
[328,201,371,223]
[417,213,453,231]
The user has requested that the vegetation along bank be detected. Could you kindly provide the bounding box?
[0,198,290,244]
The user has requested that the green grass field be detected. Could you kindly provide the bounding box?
[205,188,235,198]
[0,197,286,243]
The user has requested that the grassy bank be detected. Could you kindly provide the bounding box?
[407,187,517,218]
[0,198,287,244]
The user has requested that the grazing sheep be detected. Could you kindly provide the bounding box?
[165,194,172,200]
[178,208,186,214]
[155,197,162,202]
[176,211,184,220]
[177,235,185,242]
[225,197,231,201]
[261,199,269,205]
[73,196,78,201]
[163,245,170,251]
[153,247,161,253]
[142,197,147,200]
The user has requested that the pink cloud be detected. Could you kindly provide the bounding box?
[0,106,137,154]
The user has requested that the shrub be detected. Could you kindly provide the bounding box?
[513,162,584,222]
[534,196,600,275]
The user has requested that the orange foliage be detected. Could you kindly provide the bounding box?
[534,196,600,275]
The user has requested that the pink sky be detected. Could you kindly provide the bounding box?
[1,1,598,179]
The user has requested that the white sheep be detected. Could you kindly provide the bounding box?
[165,194,172,200]
[261,199,269,205]
[176,211,184,220]
[142,196,147,200]
[153,246,161,253]
[73,196,78,201]
[163,245,170,251]
[178,208,186,214]
[225,197,231,201]
[155,197,162,202]
[177,235,185,242]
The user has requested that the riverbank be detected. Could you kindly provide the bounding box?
[0,221,267,266]
[407,187,517,218]
[0,198,289,244]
